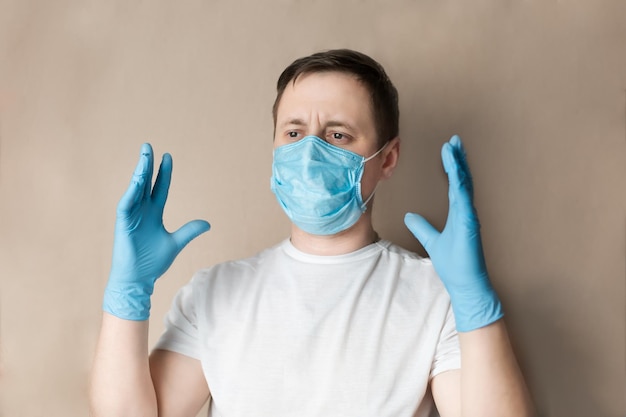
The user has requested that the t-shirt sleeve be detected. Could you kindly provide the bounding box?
[430,303,461,379]
[153,277,202,360]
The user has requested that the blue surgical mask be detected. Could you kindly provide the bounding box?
[270,135,386,235]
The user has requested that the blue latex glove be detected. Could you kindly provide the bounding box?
[404,135,503,332]
[103,143,210,321]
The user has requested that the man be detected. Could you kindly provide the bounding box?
[90,49,535,417]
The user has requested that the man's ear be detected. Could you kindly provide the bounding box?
[381,136,400,180]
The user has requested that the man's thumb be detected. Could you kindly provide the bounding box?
[404,213,438,251]
[172,220,211,251]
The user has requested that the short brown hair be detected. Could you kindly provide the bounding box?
[272,49,399,146]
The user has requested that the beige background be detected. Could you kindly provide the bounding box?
[0,1,625,416]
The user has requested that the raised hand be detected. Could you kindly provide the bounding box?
[103,143,210,321]
[404,135,503,332]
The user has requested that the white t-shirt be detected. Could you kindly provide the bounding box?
[155,239,460,417]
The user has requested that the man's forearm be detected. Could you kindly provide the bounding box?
[459,319,536,417]
[90,313,157,417]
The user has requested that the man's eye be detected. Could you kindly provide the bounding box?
[332,133,344,140]
[288,132,298,138]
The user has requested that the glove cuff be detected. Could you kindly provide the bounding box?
[103,282,153,321]
[450,290,504,333]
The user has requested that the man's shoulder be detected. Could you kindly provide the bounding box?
[377,240,442,287]
[379,240,431,264]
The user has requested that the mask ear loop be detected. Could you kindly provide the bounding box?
[363,141,389,163]
[360,183,379,211]
[360,140,390,211]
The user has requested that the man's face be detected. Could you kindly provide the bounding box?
[273,71,385,203]
[273,71,378,156]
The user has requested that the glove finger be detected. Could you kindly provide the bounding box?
[140,143,154,201]
[117,150,149,214]
[450,135,474,201]
[152,153,172,213]
[442,141,458,206]
[404,212,439,252]
[444,136,475,221]
[171,219,211,252]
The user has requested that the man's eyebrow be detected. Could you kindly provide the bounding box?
[279,118,306,128]
[278,118,357,131]
[326,120,356,131]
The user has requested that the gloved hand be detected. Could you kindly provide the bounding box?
[404,135,503,332]
[103,143,210,321]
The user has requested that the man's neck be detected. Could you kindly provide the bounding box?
[289,215,380,256]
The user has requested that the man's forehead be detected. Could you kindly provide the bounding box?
[278,74,371,110]
[274,71,376,133]
[286,70,363,91]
